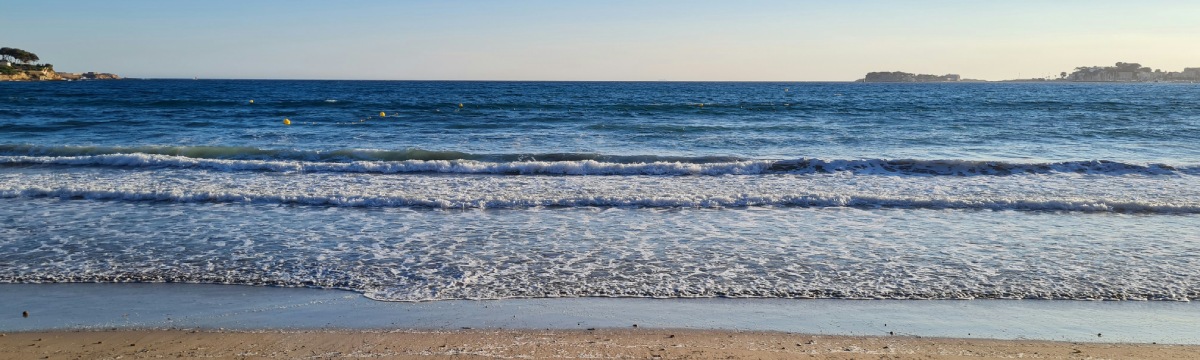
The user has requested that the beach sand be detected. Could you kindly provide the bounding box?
[5,284,1199,358]
[3,329,1198,359]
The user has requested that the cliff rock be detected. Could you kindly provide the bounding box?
[0,68,63,81]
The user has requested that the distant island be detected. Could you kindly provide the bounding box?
[0,47,120,81]
[856,71,976,83]
[860,62,1200,83]
[1060,62,1199,82]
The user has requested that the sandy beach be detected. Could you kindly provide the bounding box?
[4,329,1199,359]
[5,284,1199,359]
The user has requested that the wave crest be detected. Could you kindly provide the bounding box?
[3,186,1197,213]
[2,147,1196,177]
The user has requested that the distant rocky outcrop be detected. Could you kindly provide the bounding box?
[0,67,122,81]
[0,47,120,81]
[84,72,120,80]
[47,72,120,81]
[0,69,122,81]
[857,71,961,83]
[0,66,61,81]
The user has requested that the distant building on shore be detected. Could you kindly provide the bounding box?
[1066,62,1199,82]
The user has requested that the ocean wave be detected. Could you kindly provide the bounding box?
[1,147,1196,177]
[0,154,773,175]
[0,144,743,163]
[3,186,1197,213]
[768,158,1194,176]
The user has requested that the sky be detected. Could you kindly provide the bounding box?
[3,0,1199,81]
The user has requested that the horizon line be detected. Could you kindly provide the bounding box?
[100,77,1070,83]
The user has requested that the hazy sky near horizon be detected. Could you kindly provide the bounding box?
[4,0,1199,81]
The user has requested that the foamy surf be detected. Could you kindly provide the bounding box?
[2,152,1196,176]
[0,154,775,176]
[3,166,1198,212]
[4,186,1196,213]
[3,198,1197,302]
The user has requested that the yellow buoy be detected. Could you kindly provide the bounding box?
[379,111,386,117]
[283,118,291,125]
[458,103,464,108]
[249,99,255,104]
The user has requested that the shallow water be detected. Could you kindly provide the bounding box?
[2,198,1197,301]
[1,81,1198,301]
[5,283,1200,344]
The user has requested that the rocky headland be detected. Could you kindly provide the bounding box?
[0,66,121,82]
[0,47,120,81]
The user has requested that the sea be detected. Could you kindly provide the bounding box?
[1,80,1198,302]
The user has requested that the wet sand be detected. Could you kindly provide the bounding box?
[3,329,1198,359]
[5,284,1200,358]
[6,284,1200,345]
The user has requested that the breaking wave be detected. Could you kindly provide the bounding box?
[2,186,1197,213]
[1,145,1196,176]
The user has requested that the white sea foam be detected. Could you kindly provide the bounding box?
[3,166,1199,212]
[0,154,774,176]
[3,186,1199,213]
[3,199,1198,301]
[3,153,1197,176]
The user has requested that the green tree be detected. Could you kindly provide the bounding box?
[15,49,38,64]
[0,47,40,64]
[1113,62,1141,72]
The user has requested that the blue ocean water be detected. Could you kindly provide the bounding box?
[1,80,1198,301]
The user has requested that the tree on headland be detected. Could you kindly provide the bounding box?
[861,71,960,82]
[1063,62,1200,82]
[1112,62,1143,73]
[0,47,40,64]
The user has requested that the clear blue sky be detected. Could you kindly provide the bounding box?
[4,0,1198,80]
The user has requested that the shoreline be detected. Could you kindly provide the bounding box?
[5,329,1200,359]
[3,283,1198,345]
[6,77,1199,83]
